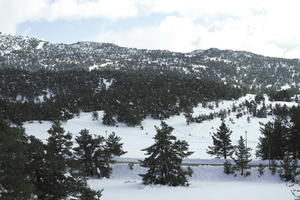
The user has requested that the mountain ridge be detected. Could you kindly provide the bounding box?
[1,32,300,89]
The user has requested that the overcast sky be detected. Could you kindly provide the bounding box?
[0,0,299,58]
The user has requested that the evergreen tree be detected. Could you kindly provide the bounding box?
[207,121,234,159]
[74,129,103,177]
[257,164,265,177]
[92,111,99,121]
[279,152,299,182]
[183,110,193,125]
[269,160,277,175]
[232,136,252,176]
[256,119,287,160]
[102,110,116,126]
[140,121,193,186]
[0,120,34,200]
[25,135,48,199]
[34,121,102,200]
[223,160,234,175]
[255,93,265,104]
[93,132,126,178]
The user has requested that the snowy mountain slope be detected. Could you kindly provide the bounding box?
[23,94,298,160]
[1,33,300,88]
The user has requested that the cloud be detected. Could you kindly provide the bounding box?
[94,16,202,52]
[0,0,48,33]
[0,0,139,34]
[1,0,300,58]
[91,0,300,58]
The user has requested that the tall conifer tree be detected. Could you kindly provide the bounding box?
[207,121,234,159]
[140,121,193,186]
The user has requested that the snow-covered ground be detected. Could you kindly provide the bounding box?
[87,164,294,200]
[22,94,298,200]
[23,94,297,160]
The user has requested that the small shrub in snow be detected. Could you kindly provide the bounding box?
[269,160,278,176]
[223,160,234,175]
[258,164,265,177]
[128,162,134,170]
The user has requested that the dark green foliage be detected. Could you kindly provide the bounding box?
[257,164,265,177]
[255,102,267,118]
[223,160,234,175]
[34,121,73,199]
[92,111,99,121]
[269,160,278,175]
[255,93,265,104]
[105,132,127,157]
[74,130,126,178]
[0,68,242,126]
[207,121,234,159]
[31,122,102,200]
[256,119,286,160]
[74,129,103,177]
[0,120,102,200]
[0,120,34,200]
[184,111,193,125]
[269,90,292,102]
[232,136,252,176]
[102,109,117,126]
[279,152,299,182]
[257,106,300,160]
[93,132,126,178]
[128,162,134,170]
[140,121,193,186]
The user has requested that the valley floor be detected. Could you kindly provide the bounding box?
[88,164,294,200]
[88,179,291,200]
[23,94,298,159]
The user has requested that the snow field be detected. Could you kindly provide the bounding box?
[23,94,297,159]
[87,164,293,200]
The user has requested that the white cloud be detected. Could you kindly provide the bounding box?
[1,0,300,58]
[46,0,138,20]
[92,0,300,58]
[95,16,201,52]
[0,0,48,33]
[0,0,139,34]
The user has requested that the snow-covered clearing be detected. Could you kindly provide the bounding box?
[22,94,298,200]
[23,94,297,160]
[87,164,293,200]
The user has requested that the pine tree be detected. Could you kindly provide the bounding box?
[74,129,103,177]
[92,111,99,121]
[223,160,234,175]
[0,120,34,200]
[232,136,252,176]
[93,132,126,178]
[102,110,116,126]
[140,121,193,186]
[207,121,234,159]
[257,164,265,177]
[279,152,299,182]
[269,160,277,175]
[25,135,48,199]
[74,130,126,178]
[183,111,193,125]
[34,121,102,200]
[105,132,127,157]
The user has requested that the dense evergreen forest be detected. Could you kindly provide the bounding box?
[0,68,242,126]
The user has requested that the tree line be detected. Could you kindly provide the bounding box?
[0,68,242,125]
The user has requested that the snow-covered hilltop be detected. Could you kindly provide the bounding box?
[1,32,300,89]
